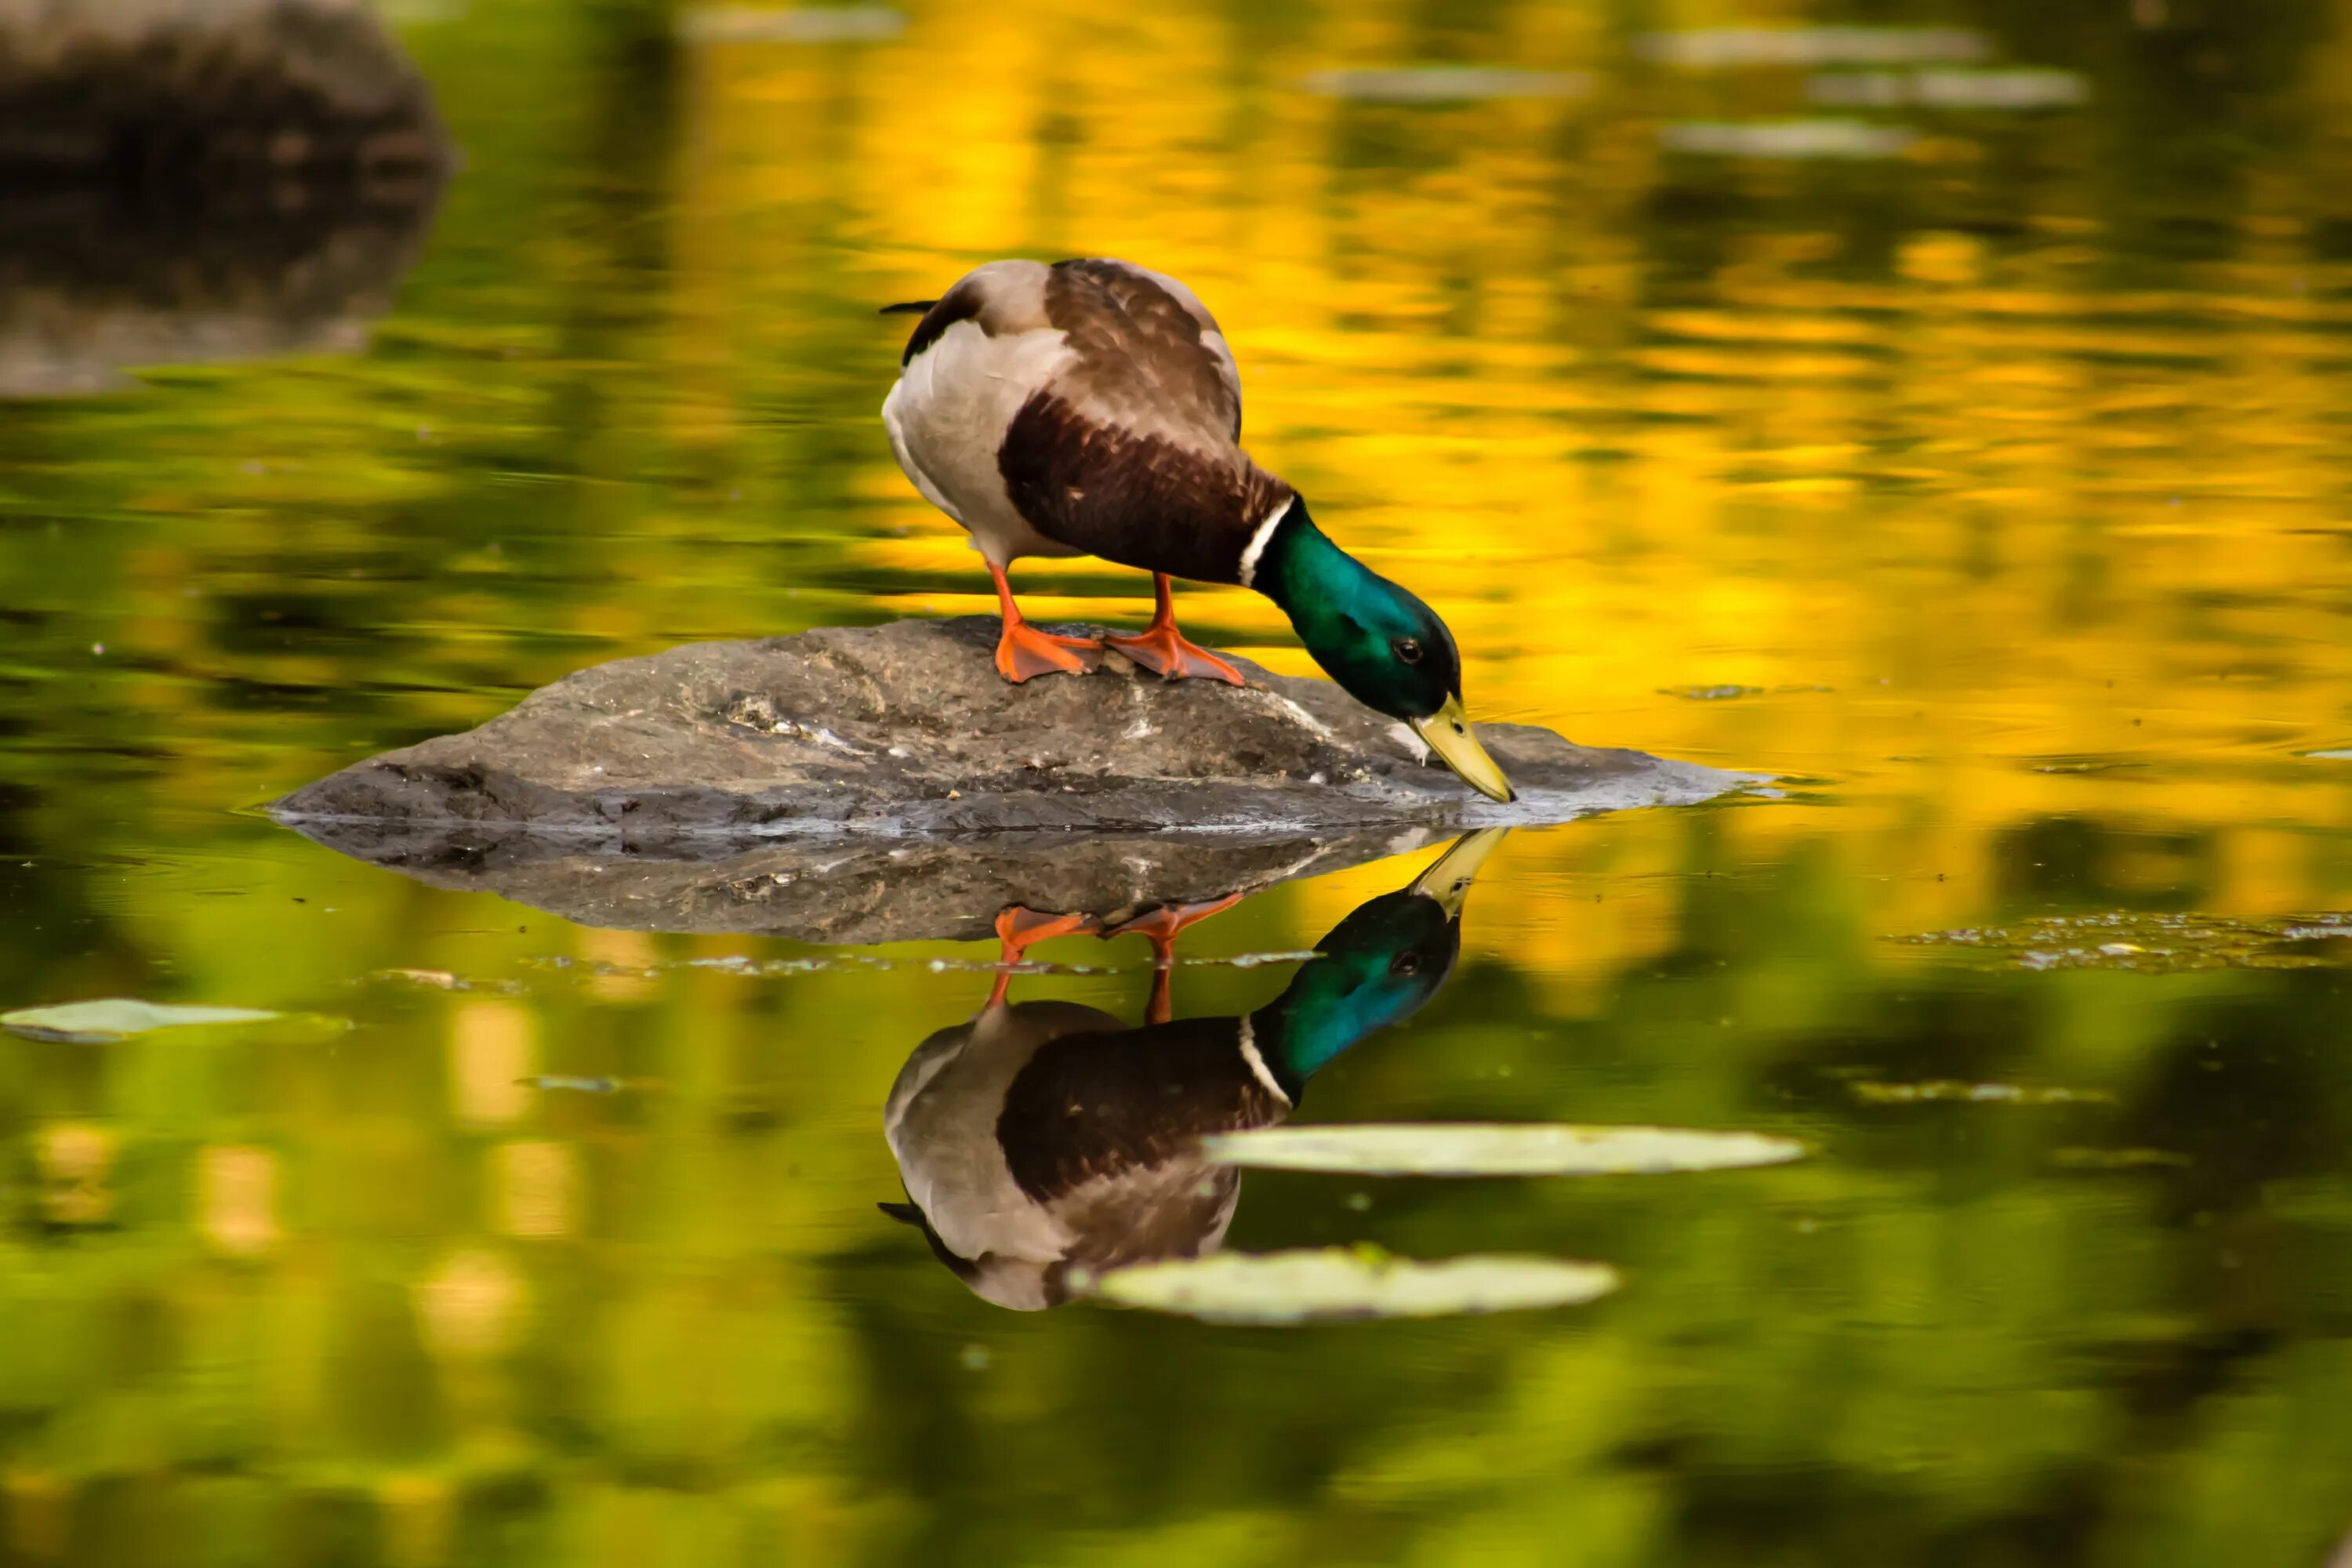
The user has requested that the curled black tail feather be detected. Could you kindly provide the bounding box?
[878,299,936,315]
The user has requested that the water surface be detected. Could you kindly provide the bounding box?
[5,2,2352,1563]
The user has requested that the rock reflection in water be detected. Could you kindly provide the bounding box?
[0,177,443,396]
[880,830,1502,1310]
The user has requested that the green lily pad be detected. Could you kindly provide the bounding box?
[1203,1123,1806,1178]
[1898,911,2352,972]
[1074,1248,1620,1325]
[2052,1147,2190,1170]
[2,1000,287,1044]
[1853,1080,2111,1105]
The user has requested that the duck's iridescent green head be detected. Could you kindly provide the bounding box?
[1251,499,1515,802]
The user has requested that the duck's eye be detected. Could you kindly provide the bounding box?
[1392,637,1425,665]
[1390,951,1421,976]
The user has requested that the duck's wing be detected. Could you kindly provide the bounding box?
[891,259,1238,436]
[989,1013,1281,1280]
[1046,259,1243,445]
[994,1014,1290,1204]
[1001,260,1292,585]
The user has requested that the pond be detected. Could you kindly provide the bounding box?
[5,1,2352,1563]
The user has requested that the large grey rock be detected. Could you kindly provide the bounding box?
[274,617,1759,942]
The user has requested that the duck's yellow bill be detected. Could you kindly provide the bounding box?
[1410,826,1510,916]
[1410,697,1516,804]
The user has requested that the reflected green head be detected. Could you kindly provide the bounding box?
[1250,883,1464,1095]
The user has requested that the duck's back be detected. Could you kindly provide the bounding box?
[883,258,1293,583]
[884,999,1118,1275]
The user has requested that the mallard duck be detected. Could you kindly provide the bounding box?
[880,829,1502,1309]
[880,257,1515,804]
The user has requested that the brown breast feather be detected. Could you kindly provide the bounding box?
[996,259,1289,583]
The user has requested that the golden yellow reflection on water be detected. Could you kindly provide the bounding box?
[647,0,2352,964]
[8,4,2352,1566]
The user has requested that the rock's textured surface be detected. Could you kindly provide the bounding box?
[274,618,1759,941]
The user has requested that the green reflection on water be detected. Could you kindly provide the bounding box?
[5,0,2352,1563]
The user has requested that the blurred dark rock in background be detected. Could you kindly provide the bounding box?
[0,0,452,394]
[0,0,448,175]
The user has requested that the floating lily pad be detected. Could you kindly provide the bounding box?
[2,999,286,1044]
[1853,1080,2111,1106]
[376,967,461,989]
[1660,683,1766,701]
[675,6,905,45]
[2027,757,2146,775]
[1661,120,1916,159]
[1636,27,1989,69]
[1900,912,2352,972]
[369,968,528,996]
[1073,1248,1620,1325]
[517,1075,626,1094]
[2052,1147,2190,1170]
[1808,67,2086,111]
[1203,1123,1806,1177]
[1298,67,1590,103]
[517,1075,664,1096]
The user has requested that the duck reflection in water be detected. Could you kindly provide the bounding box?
[880,829,1504,1308]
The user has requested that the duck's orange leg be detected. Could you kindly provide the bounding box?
[1103,893,1246,1025]
[989,561,1099,682]
[984,906,1100,1009]
[1105,575,1245,686]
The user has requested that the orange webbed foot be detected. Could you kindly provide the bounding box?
[1104,623,1245,685]
[995,621,1102,683]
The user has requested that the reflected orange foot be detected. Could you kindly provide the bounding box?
[1102,892,1247,966]
[985,906,1102,1009]
[1103,896,1243,1026]
[993,906,1101,963]
[1104,623,1245,685]
[996,622,1102,683]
